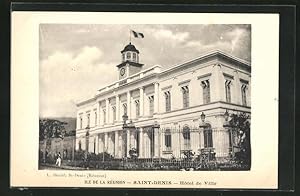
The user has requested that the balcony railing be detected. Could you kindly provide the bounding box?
[97,65,161,95]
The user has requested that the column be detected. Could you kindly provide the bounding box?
[95,134,99,154]
[154,127,160,157]
[127,91,131,119]
[98,136,103,153]
[120,132,124,157]
[114,131,119,158]
[116,95,120,122]
[223,128,231,157]
[144,131,149,158]
[105,99,109,124]
[107,134,112,154]
[212,129,221,158]
[160,130,164,158]
[109,133,114,155]
[132,131,137,149]
[104,132,108,153]
[199,129,202,151]
[139,87,144,117]
[139,128,144,158]
[191,129,198,153]
[154,82,159,114]
[126,130,130,157]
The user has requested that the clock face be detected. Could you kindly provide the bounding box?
[120,68,126,76]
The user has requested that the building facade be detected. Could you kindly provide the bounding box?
[75,43,251,160]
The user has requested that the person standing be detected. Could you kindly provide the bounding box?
[55,152,62,167]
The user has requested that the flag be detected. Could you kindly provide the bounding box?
[131,30,144,38]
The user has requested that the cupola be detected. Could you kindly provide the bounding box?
[121,42,139,63]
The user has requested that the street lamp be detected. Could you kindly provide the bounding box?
[85,130,90,161]
[199,112,207,129]
[199,112,209,161]
[122,114,128,127]
[122,113,136,158]
[224,109,229,122]
[200,112,206,123]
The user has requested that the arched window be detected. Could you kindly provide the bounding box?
[112,106,116,121]
[204,124,213,148]
[182,126,191,150]
[123,103,127,115]
[164,91,171,112]
[94,111,97,126]
[126,52,131,60]
[225,80,231,103]
[135,100,140,117]
[241,84,247,106]
[164,129,172,151]
[201,80,211,104]
[103,109,106,124]
[122,53,125,62]
[181,86,189,108]
[79,116,83,129]
[149,96,154,115]
[87,113,90,128]
[132,53,137,62]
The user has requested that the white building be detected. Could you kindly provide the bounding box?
[75,43,251,160]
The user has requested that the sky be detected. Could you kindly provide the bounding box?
[39,24,251,118]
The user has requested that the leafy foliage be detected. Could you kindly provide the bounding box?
[129,148,138,160]
[182,150,195,160]
[39,119,67,140]
[228,112,251,166]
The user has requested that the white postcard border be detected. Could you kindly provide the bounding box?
[11,12,279,189]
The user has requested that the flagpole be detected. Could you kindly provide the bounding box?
[129,30,131,44]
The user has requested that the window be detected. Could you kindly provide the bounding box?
[164,129,172,151]
[149,96,154,115]
[165,91,171,112]
[103,109,106,124]
[112,106,116,121]
[122,53,125,61]
[182,86,189,108]
[94,111,97,126]
[132,53,136,61]
[201,80,210,104]
[80,116,83,129]
[225,80,232,103]
[241,84,247,106]
[135,100,140,117]
[123,103,127,115]
[87,113,90,128]
[182,126,191,150]
[204,125,213,148]
[126,52,131,60]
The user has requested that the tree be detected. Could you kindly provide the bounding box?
[229,112,251,167]
[129,148,138,160]
[182,150,195,160]
[39,119,67,140]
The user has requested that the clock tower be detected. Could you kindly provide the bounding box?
[117,42,144,80]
